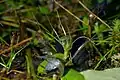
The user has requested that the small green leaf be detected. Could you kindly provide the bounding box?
[61,69,85,80]
[39,7,50,15]
[33,38,39,46]
[37,60,48,75]
[53,53,64,61]
[82,16,89,28]
[79,25,88,31]
[99,24,107,33]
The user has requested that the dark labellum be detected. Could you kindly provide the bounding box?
[45,58,64,76]
[70,36,93,71]
[54,36,93,71]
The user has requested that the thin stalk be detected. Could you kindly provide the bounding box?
[56,10,66,36]
[25,48,37,80]
[94,44,120,70]
[54,0,88,26]
[77,0,112,30]
[0,37,32,55]
[46,15,60,39]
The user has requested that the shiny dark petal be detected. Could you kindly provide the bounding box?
[71,37,87,56]
[45,58,61,72]
[55,41,64,53]
[70,36,92,71]
[45,58,64,76]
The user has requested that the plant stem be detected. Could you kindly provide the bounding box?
[25,48,37,80]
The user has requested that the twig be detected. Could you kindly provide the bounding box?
[0,37,32,55]
[54,0,89,26]
[77,0,112,30]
